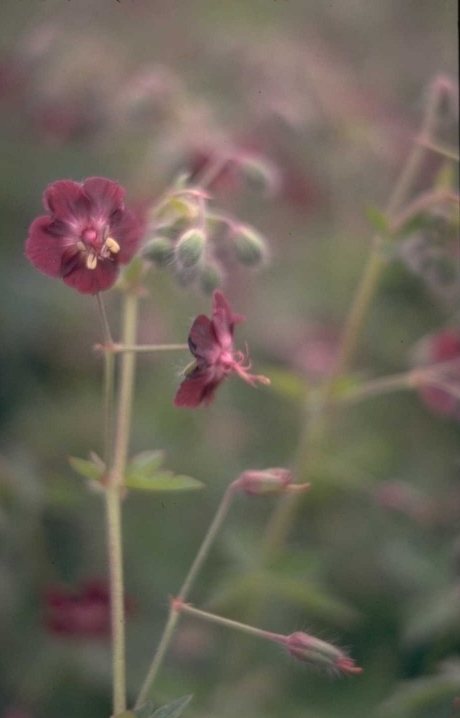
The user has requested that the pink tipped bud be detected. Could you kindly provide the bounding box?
[236,468,292,496]
[285,632,362,676]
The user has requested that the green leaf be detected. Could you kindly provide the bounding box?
[151,694,192,718]
[68,456,105,482]
[264,367,307,401]
[114,712,137,718]
[366,205,391,235]
[128,450,166,476]
[133,702,155,718]
[125,450,203,493]
[125,471,204,493]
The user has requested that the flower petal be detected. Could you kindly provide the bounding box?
[25,216,68,278]
[212,290,245,347]
[43,180,90,224]
[174,367,221,407]
[63,259,119,294]
[188,314,220,361]
[82,177,125,220]
[109,207,142,263]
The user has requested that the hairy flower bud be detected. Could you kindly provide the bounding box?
[199,262,223,294]
[143,236,175,266]
[232,224,268,267]
[176,228,206,268]
[285,632,362,675]
[238,154,281,196]
[236,468,292,496]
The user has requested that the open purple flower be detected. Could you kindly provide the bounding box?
[174,290,270,408]
[25,177,142,294]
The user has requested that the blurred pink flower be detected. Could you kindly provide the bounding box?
[25,177,141,294]
[414,329,460,419]
[293,325,340,379]
[174,290,269,407]
[44,579,134,639]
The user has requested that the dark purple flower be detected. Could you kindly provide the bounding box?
[25,177,142,294]
[174,290,269,408]
[44,579,134,639]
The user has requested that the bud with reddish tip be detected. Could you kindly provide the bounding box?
[284,632,363,675]
[236,468,292,496]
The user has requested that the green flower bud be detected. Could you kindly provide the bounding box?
[232,225,268,267]
[176,228,206,268]
[142,236,175,266]
[199,262,223,294]
[239,155,280,196]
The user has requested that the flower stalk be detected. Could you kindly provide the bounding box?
[105,291,139,715]
[260,73,453,564]
[135,481,238,708]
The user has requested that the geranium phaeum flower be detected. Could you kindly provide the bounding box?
[25,177,141,294]
[44,579,134,639]
[174,290,270,408]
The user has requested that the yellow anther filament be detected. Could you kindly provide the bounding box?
[105,237,121,254]
[86,253,98,270]
[76,241,86,252]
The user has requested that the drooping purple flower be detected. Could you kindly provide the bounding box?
[25,177,142,294]
[174,290,269,408]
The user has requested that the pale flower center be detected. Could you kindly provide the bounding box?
[76,226,121,270]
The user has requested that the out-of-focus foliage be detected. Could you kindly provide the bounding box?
[0,1,458,717]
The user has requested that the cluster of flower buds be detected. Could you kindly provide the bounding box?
[234,467,310,497]
[142,183,269,294]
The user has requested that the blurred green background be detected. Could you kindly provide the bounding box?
[0,1,459,717]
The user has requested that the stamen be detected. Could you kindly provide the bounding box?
[86,253,98,270]
[76,241,86,252]
[105,237,121,254]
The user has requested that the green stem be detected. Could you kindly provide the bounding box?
[105,292,139,715]
[135,483,237,708]
[113,343,188,354]
[415,137,460,162]
[96,294,115,468]
[259,75,448,567]
[175,603,282,645]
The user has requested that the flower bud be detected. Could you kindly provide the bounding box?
[232,225,268,267]
[199,262,223,294]
[142,236,175,266]
[236,468,292,496]
[238,154,281,196]
[176,228,206,268]
[285,632,362,675]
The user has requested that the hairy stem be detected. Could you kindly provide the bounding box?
[112,343,188,354]
[259,75,449,570]
[135,483,237,707]
[175,602,282,645]
[105,292,138,715]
